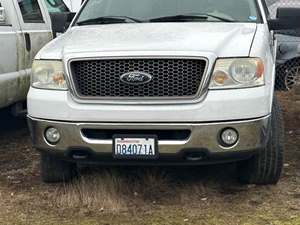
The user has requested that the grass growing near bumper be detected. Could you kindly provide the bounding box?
[53,168,173,212]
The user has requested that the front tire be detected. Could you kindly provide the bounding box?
[237,98,284,185]
[40,153,77,183]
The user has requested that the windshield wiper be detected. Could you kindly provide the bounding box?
[149,13,235,23]
[77,16,143,25]
[196,13,236,22]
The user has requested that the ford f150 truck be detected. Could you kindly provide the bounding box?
[27,0,300,184]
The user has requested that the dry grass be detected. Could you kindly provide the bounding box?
[53,168,175,213]
[52,166,232,215]
[54,170,127,212]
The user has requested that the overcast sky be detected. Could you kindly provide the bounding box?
[63,0,82,12]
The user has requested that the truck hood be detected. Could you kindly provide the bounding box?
[37,23,257,59]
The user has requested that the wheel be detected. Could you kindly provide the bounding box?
[237,97,284,185]
[276,59,300,91]
[40,152,77,183]
[284,65,300,91]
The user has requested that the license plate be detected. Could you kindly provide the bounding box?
[113,135,158,159]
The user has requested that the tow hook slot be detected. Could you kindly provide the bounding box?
[70,150,90,160]
[185,152,205,161]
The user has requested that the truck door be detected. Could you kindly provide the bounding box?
[0,1,18,78]
[0,0,26,108]
[13,0,53,70]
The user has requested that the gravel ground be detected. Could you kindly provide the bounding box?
[0,92,299,225]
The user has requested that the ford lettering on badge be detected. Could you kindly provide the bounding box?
[120,71,153,85]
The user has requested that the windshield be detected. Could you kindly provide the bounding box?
[44,0,69,13]
[75,0,261,25]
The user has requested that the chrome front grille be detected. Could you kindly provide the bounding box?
[70,58,207,100]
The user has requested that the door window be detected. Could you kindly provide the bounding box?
[44,0,69,13]
[17,0,44,23]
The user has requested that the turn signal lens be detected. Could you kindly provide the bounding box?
[53,72,66,85]
[256,59,264,78]
[213,71,229,85]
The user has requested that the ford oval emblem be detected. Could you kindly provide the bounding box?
[120,71,153,85]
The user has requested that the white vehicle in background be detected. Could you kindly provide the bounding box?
[0,0,53,112]
[0,0,74,113]
[44,0,82,12]
[27,0,300,184]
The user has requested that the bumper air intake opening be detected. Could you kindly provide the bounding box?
[81,129,191,141]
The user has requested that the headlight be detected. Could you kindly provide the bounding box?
[31,60,68,90]
[209,58,264,89]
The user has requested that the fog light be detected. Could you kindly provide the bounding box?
[220,128,239,147]
[45,127,61,144]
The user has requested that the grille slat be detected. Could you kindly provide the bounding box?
[70,58,206,99]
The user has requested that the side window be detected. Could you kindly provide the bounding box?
[17,0,44,23]
[44,0,69,13]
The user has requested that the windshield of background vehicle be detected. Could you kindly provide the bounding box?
[75,0,261,24]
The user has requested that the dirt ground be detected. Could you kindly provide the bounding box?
[0,92,299,225]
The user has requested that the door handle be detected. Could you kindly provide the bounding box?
[24,33,31,52]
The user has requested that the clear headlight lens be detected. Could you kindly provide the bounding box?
[31,60,68,90]
[209,58,265,89]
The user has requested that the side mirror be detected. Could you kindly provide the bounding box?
[0,7,6,24]
[50,12,76,38]
[269,8,300,30]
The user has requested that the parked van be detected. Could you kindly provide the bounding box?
[27,0,300,184]
[0,0,74,112]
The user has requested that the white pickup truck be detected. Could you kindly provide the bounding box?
[0,0,53,110]
[0,0,75,112]
[27,0,300,184]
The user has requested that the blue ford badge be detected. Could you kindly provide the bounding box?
[120,71,153,85]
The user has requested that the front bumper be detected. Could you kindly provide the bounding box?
[27,116,270,165]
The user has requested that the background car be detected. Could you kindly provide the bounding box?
[267,0,300,91]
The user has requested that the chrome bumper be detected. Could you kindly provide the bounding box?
[27,116,270,163]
